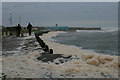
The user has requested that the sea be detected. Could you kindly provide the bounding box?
[51,27,119,56]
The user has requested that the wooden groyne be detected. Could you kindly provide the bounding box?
[34,31,72,63]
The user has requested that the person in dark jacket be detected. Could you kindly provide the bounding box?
[27,23,32,35]
[16,24,21,37]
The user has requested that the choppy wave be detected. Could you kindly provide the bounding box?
[76,27,118,33]
[76,30,105,33]
[102,27,118,32]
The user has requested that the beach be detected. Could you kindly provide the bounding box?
[2,31,119,78]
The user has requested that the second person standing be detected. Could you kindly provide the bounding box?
[27,23,32,36]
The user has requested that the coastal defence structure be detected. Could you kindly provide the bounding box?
[42,26,102,31]
[43,26,69,31]
[69,27,102,31]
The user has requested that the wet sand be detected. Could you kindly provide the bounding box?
[1,31,119,78]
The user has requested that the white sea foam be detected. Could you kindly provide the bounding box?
[40,31,119,77]
[2,31,119,78]
[76,27,118,33]
[102,27,118,32]
[76,29,118,33]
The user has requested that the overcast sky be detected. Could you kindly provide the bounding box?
[0,2,1,25]
[1,0,120,2]
[2,2,118,28]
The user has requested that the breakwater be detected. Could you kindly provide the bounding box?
[69,27,102,31]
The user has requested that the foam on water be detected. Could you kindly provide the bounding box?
[76,27,118,33]
[51,29,118,56]
[68,45,96,54]
[41,32,119,77]
[76,30,105,33]
[102,27,118,32]
[2,31,119,78]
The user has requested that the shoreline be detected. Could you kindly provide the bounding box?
[40,31,119,77]
[2,31,119,78]
[46,30,118,56]
[41,31,118,57]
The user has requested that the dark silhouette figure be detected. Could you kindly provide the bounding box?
[27,23,32,35]
[56,24,58,26]
[16,24,21,37]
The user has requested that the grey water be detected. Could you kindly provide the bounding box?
[52,29,119,56]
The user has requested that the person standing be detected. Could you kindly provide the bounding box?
[16,24,21,37]
[27,23,32,36]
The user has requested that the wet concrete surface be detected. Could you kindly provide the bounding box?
[2,36,22,51]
